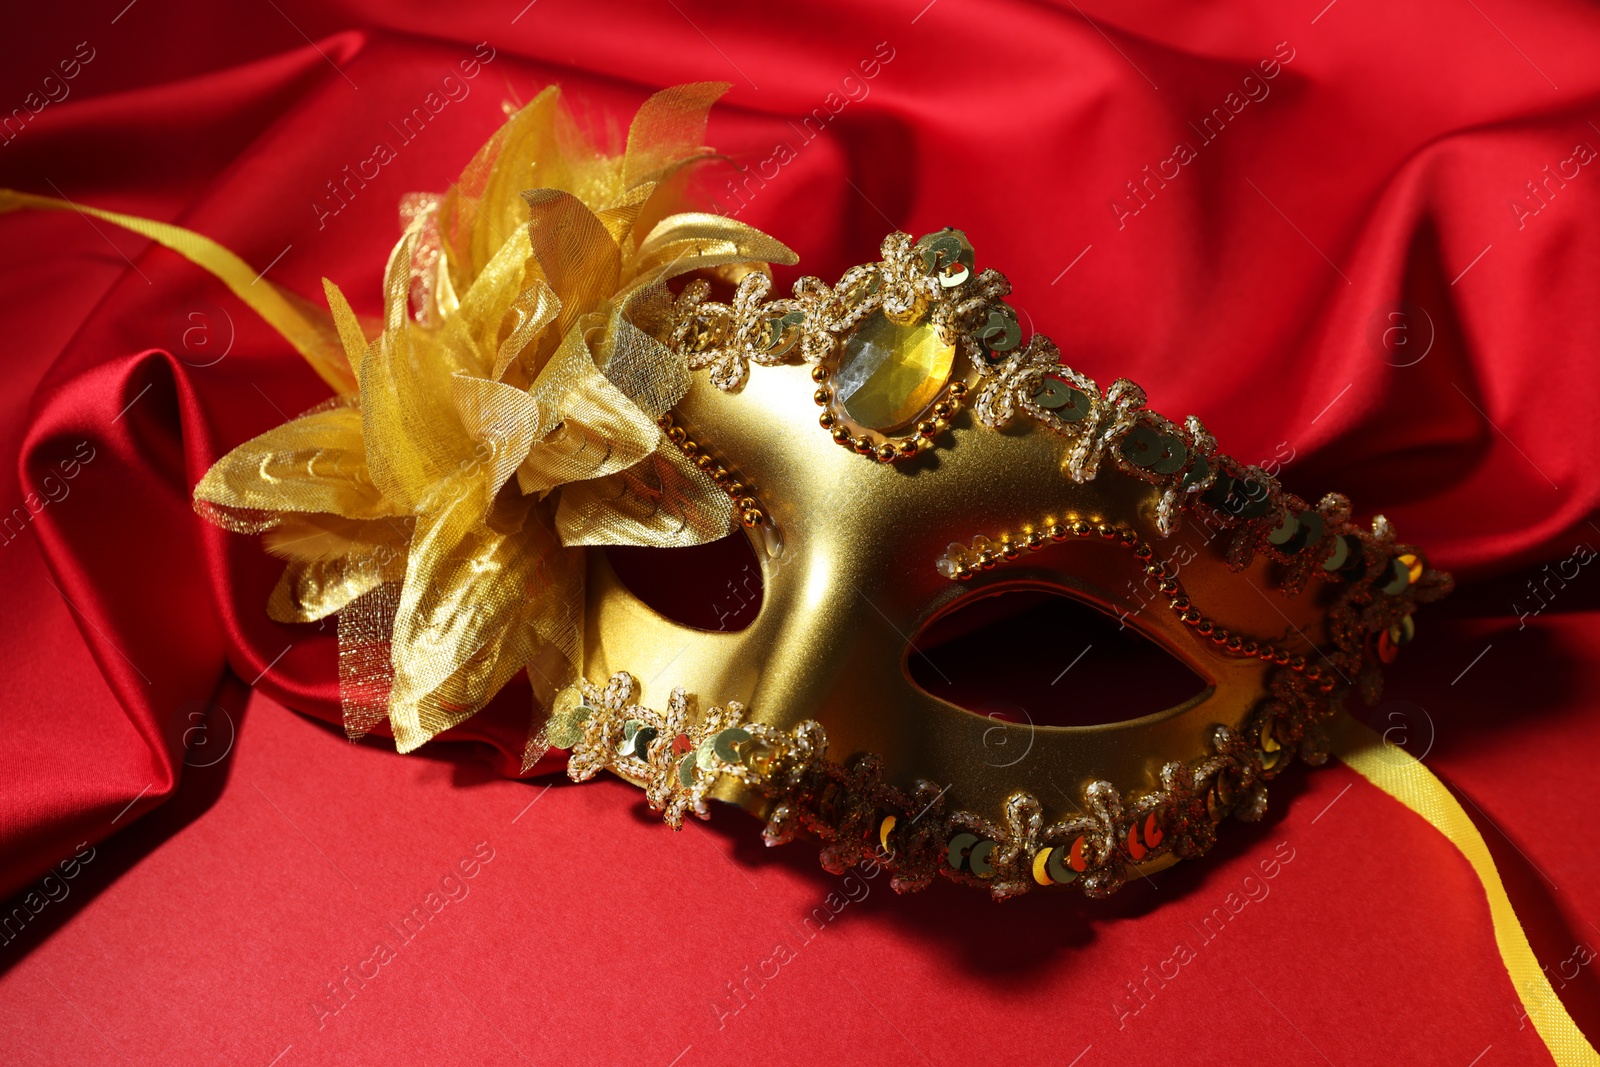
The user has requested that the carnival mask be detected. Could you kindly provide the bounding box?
[563,221,1450,900]
[5,82,1448,901]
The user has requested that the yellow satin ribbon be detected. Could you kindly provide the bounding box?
[1332,713,1599,1065]
[0,188,356,394]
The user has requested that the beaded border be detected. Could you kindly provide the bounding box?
[670,229,1018,464]
[556,665,1295,900]
[937,520,1343,679]
[656,411,768,529]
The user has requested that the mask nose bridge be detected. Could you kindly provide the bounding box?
[736,517,912,731]
[581,517,902,712]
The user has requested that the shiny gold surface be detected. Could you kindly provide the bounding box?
[586,352,1331,827]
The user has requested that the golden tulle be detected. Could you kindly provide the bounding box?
[190,82,796,764]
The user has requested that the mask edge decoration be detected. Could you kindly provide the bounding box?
[559,225,1452,900]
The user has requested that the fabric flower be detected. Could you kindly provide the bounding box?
[192,82,796,764]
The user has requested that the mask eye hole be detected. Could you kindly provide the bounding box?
[908,587,1208,728]
[603,533,763,633]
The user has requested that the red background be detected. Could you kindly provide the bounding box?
[3,1,1599,1063]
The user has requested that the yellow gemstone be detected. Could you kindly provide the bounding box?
[836,310,955,431]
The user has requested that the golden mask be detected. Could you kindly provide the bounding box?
[2,82,1449,901]
[566,225,1450,899]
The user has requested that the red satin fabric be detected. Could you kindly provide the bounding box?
[3,2,1599,1063]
